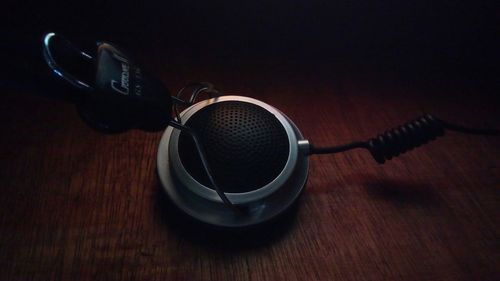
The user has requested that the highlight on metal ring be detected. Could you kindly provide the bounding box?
[42,32,94,90]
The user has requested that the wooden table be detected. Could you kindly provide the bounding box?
[1,59,498,281]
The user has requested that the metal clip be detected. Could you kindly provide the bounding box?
[42,32,94,90]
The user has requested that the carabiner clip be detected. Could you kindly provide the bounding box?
[42,32,94,91]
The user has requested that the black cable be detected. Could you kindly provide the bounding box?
[169,120,240,211]
[169,84,241,211]
[310,141,367,154]
[309,114,499,164]
[436,118,500,136]
[174,82,218,124]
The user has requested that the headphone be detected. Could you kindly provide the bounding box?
[43,32,500,228]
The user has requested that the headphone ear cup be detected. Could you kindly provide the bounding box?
[157,96,310,228]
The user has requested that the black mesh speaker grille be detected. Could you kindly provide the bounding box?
[178,101,290,193]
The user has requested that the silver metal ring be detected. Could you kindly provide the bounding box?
[168,96,299,205]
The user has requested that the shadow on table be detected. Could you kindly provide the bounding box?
[154,183,300,251]
[362,178,442,207]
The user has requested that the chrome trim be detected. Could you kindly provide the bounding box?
[298,139,310,155]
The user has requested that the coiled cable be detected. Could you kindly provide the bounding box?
[310,114,499,163]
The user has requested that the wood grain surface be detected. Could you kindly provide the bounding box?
[0,59,499,281]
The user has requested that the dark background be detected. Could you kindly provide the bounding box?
[3,0,499,92]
